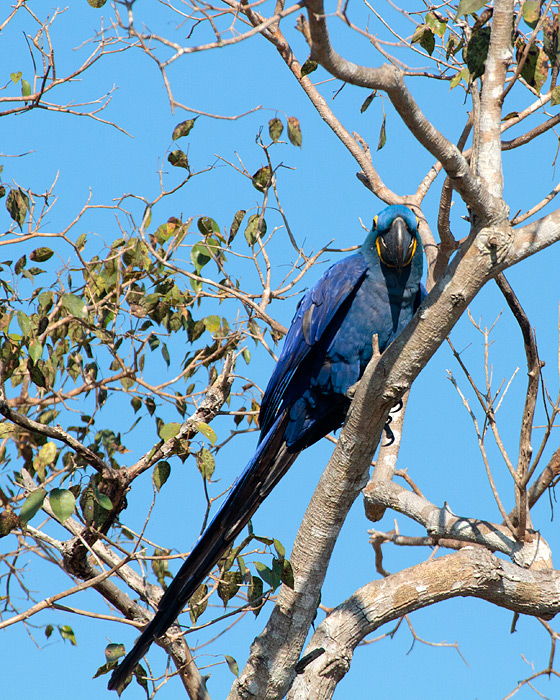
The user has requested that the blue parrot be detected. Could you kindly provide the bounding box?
[108,204,424,691]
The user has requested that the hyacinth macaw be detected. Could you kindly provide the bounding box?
[109,204,424,690]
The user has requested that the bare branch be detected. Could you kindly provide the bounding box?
[363,480,552,569]
[305,0,498,222]
[290,548,560,699]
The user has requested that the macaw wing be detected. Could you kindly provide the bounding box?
[259,252,367,437]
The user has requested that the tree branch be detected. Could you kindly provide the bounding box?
[363,480,552,569]
[290,548,560,699]
[305,0,499,222]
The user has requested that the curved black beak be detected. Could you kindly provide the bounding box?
[376,216,416,273]
[390,217,408,274]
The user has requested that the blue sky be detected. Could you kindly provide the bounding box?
[3,2,560,699]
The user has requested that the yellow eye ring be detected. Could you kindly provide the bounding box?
[375,236,391,265]
[373,215,378,230]
[406,237,417,264]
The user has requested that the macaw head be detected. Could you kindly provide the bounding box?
[372,205,420,274]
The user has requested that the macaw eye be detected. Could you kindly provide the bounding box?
[375,235,391,264]
[404,237,417,265]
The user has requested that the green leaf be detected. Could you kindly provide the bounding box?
[168,150,190,170]
[28,362,47,388]
[248,575,264,615]
[196,421,217,444]
[29,247,54,263]
[95,491,113,511]
[244,214,267,246]
[105,643,126,663]
[446,35,461,59]
[191,242,212,273]
[543,16,560,67]
[254,535,274,545]
[377,113,387,150]
[15,254,26,274]
[502,111,520,121]
[426,11,447,37]
[20,489,47,524]
[252,166,273,192]
[29,339,42,363]
[120,375,134,390]
[189,584,208,624]
[21,80,31,98]
[273,539,285,559]
[91,481,113,511]
[287,116,302,147]
[62,293,88,319]
[152,461,171,492]
[218,570,242,607]
[27,267,46,277]
[203,315,221,334]
[519,44,549,93]
[172,118,197,140]
[38,291,54,309]
[552,86,560,106]
[242,348,251,365]
[92,662,115,680]
[225,655,239,677]
[76,233,87,251]
[197,216,220,236]
[301,56,319,78]
[38,441,57,467]
[228,209,246,244]
[6,188,29,229]
[158,422,181,441]
[152,548,173,587]
[133,664,148,693]
[0,422,15,438]
[464,27,490,79]
[360,91,376,113]
[280,558,295,589]
[58,625,77,645]
[196,447,215,480]
[16,310,31,337]
[455,0,486,19]
[88,0,108,6]
[450,67,470,89]
[161,343,170,367]
[10,71,22,84]
[522,0,542,29]
[411,26,435,56]
[49,488,76,523]
[254,560,281,590]
[45,624,54,639]
[533,48,549,94]
[268,117,283,143]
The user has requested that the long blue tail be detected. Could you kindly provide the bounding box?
[108,411,296,691]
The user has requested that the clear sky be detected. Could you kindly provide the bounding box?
[2,2,560,699]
